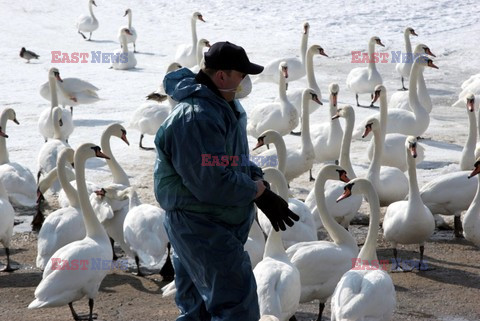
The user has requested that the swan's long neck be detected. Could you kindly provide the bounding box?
[196,42,204,66]
[278,68,287,103]
[75,150,108,239]
[127,11,132,29]
[357,181,380,262]
[464,107,477,158]
[58,150,80,208]
[408,60,425,116]
[315,169,357,250]
[367,126,382,183]
[121,34,128,54]
[305,48,319,92]
[368,40,377,72]
[406,146,422,205]
[129,189,141,210]
[339,112,356,178]
[379,92,388,143]
[263,167,289,201]
[300,29,308,66]
[101,132,130,186]
[301,92,313,154]
[404,31,413,54]
[328,95,342,145]
[89,0,96,21]
[50,74,59,109]
[0,113,10,164]
[191,16,198,54]
[271,133,287,175]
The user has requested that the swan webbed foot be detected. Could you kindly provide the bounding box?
[398,77,408,91]
[87,32,92,41]
[316,302,325,321]
[0,249,18,272]
[159,243,175,282]
[355,94,360,106]
[309,169,315,182]
[69,300,97,321]
[454,216,464,238]
[139,134,155,151]
[290,130,301,136]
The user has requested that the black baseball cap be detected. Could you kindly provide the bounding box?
[204,41,264,75]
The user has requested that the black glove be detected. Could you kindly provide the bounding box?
[254,189,300,231]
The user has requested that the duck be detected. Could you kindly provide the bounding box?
[257,165,317,249]
[174,12,205,68]
[383,136,435,271]
[36,148,86,270]
[463,156,480,247]
[118,9,137,52]
[331,178,396,320]
[38,68,74,141]
[39,68,100,115]
[0,177,16,272]
[255,22,309,86]
[76,0,98,41]
[111,28,137,70]
[346,36,384,107]
[389,44,436,113]
[146,62,183,109]
[363,117,409,206]
[278,44,328,115]
[28,143,112,321]
[19,47,39,63]
[247,62,298,138]
[459,94,477,170]
[0,108,37,207]
[286,164,358,321]
[130,93,170,150]
[395,27,418,91]
[365,85,425,172]
[305,105,362,229]
[311,83,343,169]
[254,167,301,321]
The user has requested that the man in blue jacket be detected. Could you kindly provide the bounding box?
[154,41,299,321]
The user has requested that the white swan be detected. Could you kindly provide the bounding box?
[118,8,137,52]
[331,178,396,321]
[174,12,205,68]
[146,62,183,109]
[346,36,384,107]
[286,164,358,321]
[459,94,477,170]
[363,117,408,206]
[0,178,16,272]
[395,27,418,90]
[0,108,36,207]
[366,84,425,172]
[305,105,362,229]
[76,0,98,40]
[463,157,480,247]
[37,107,70,194]
[311,83,343,165]
[111,28,137,70]
[254,167,301,321]
[383,136,435,271]
[255,22,309,85]
[38,68,74,141]
[390,44,436,113]
[247,62,299,137]
[36,148,86,270]
[39,69,100,115]
[190,38,211,73]
[257,166,317,249]
[130,94,170,150]
[278,44,328,114]
[245,218,266,269]
[28,143,112,321]
[252,129,287,174]
[453,73,480,107]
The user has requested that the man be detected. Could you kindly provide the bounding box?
[154,41,299,321]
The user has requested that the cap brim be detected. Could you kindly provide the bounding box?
[242,63,264,75]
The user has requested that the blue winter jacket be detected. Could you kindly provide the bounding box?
[154,68,263,225]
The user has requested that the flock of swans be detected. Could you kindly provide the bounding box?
[3,3,480,320]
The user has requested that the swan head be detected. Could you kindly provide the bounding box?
[167,62,183,73]
[120,28,133,36]
[146,93,168,103]
[90,0,97,7]
[49,67,63,82]
[371,84,387,104]
[362,117,380,138]
[193,12,205,22]
[465,93,475,112]
[123,8,131,17]
[332,105,353,120]
[370,36,385,47]
[406,27,418,37]
[198,38,211,49]
[304,88,322,105]
[406,136,418,159]
[315,164,351,193]
[303,22,310,34]
[2,108,19,125]
[414,43,436,57]
[415,56,438,69]
[336,178,373,202]
[279,61,288,79]
[329,83,339,106]
[94,186,132,200]
[253,130,282,151]
[105,123,130,146]
[468,158,480,179]
[309,44,328,57]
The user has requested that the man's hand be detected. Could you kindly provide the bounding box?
[254,189,299,231]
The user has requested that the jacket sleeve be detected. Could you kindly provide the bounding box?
[164,113,258,207]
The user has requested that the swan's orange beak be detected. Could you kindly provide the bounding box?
[312,93,322,105]
[121,130,130,146]
[409,145,418,159]
[425,48,436,57]
[331,93,337,107]
[319,48,328,57]
[336,184,353,203]
[362,124,373,139]
[468,161,480,179]
[427,60,439,69]
[467,98,475,112]
[371,90,381,104]
[338,170,350,183]
[252,136,265,151]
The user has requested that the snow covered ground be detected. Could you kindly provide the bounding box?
[2,0,480,230]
